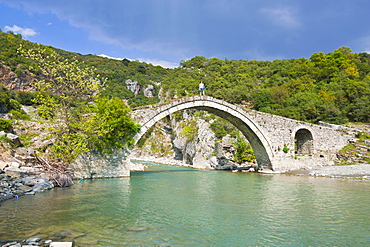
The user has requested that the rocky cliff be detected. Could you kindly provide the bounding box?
[131,110,257,171]
[0,65,35,92]
[125,79,158,98]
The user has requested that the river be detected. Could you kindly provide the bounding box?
[1,162,370,246]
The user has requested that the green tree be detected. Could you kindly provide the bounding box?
[122,58,130,66]
[18,43,102,162]
[18,44,139,163]
[87,97,141,154]
[180,56,207,69]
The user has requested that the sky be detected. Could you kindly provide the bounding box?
[1,0,370,68]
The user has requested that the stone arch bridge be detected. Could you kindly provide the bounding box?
[131,96,349,172]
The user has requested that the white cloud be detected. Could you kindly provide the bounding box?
[138,58,179,69]
[4,25,37,37]
[1,1,195,62]
[260,7,300,28]
[241,46,284,61]
[99,54,178,68]
[356,36,370,53]
[98,54,124,60]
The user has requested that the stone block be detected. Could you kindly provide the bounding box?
[0,131,6,138]
[0,160,8,170]
[20,166,39,175]
[22,177,49,186]
[4,167,24,178]
[10,162,21,168]
[39,173,50,179]
[18,185,33,192]
[32,181,54,192]
[50,242,73,247]
[6,133,21,147]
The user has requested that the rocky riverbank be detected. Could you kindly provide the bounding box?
[0,169,54,202]
[0,238,72,247]
[131,155,370,179]
[286,163,370,179]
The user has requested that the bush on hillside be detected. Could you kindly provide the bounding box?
[14,91,38,106]
[9,109,30,120]
[0,118,12,132]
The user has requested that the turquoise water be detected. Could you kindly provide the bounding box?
[1,162,370,246]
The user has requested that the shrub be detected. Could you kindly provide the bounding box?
[9,109,30,120]
[233,132,256,163]
[181,121,198,142]
[0,85,11,113]
[8,99,22,111]
[15,91,37,106]
[210,118,235,138]
[0,118,12,132]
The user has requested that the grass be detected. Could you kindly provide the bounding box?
[339,143,359,155]
[19,132,39,148]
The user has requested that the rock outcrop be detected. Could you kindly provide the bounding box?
[125,79,157,98]
[0,64,35,92]
[132,110,254,170]
[125,79,140,95]
[143,84,155,97]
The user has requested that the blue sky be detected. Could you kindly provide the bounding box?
[1,0,370,68]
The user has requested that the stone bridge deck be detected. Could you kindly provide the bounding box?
[131,96,350,171]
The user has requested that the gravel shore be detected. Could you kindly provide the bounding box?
[285,164,370,179]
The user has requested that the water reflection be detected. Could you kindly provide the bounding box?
[260,175,370,246]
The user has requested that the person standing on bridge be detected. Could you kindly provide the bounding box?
[199,81,206,96]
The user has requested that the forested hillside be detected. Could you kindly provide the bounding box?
[172,51,370,124]
[1,30,370,124]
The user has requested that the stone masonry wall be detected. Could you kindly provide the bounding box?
[246,110,349,158]
[70,150,130,178]
[131,96,350,172]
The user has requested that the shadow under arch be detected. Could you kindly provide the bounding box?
[133,96,274,170]
[294,128,314,155]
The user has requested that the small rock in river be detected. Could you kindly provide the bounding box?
[25,237,41,243]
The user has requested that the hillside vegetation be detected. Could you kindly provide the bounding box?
[1,30,369,125]
[1,31,140,167]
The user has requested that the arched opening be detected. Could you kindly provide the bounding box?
[132,98,274,170]
[294,129,313,155]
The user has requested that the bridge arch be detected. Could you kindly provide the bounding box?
[133,96,274,169]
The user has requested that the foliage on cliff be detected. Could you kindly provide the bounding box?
[231,131,256,163]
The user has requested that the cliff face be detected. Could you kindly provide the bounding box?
[171,115,216,169]
[125,79,157,98]
[132,110,255,170]
[0,65,35,92]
